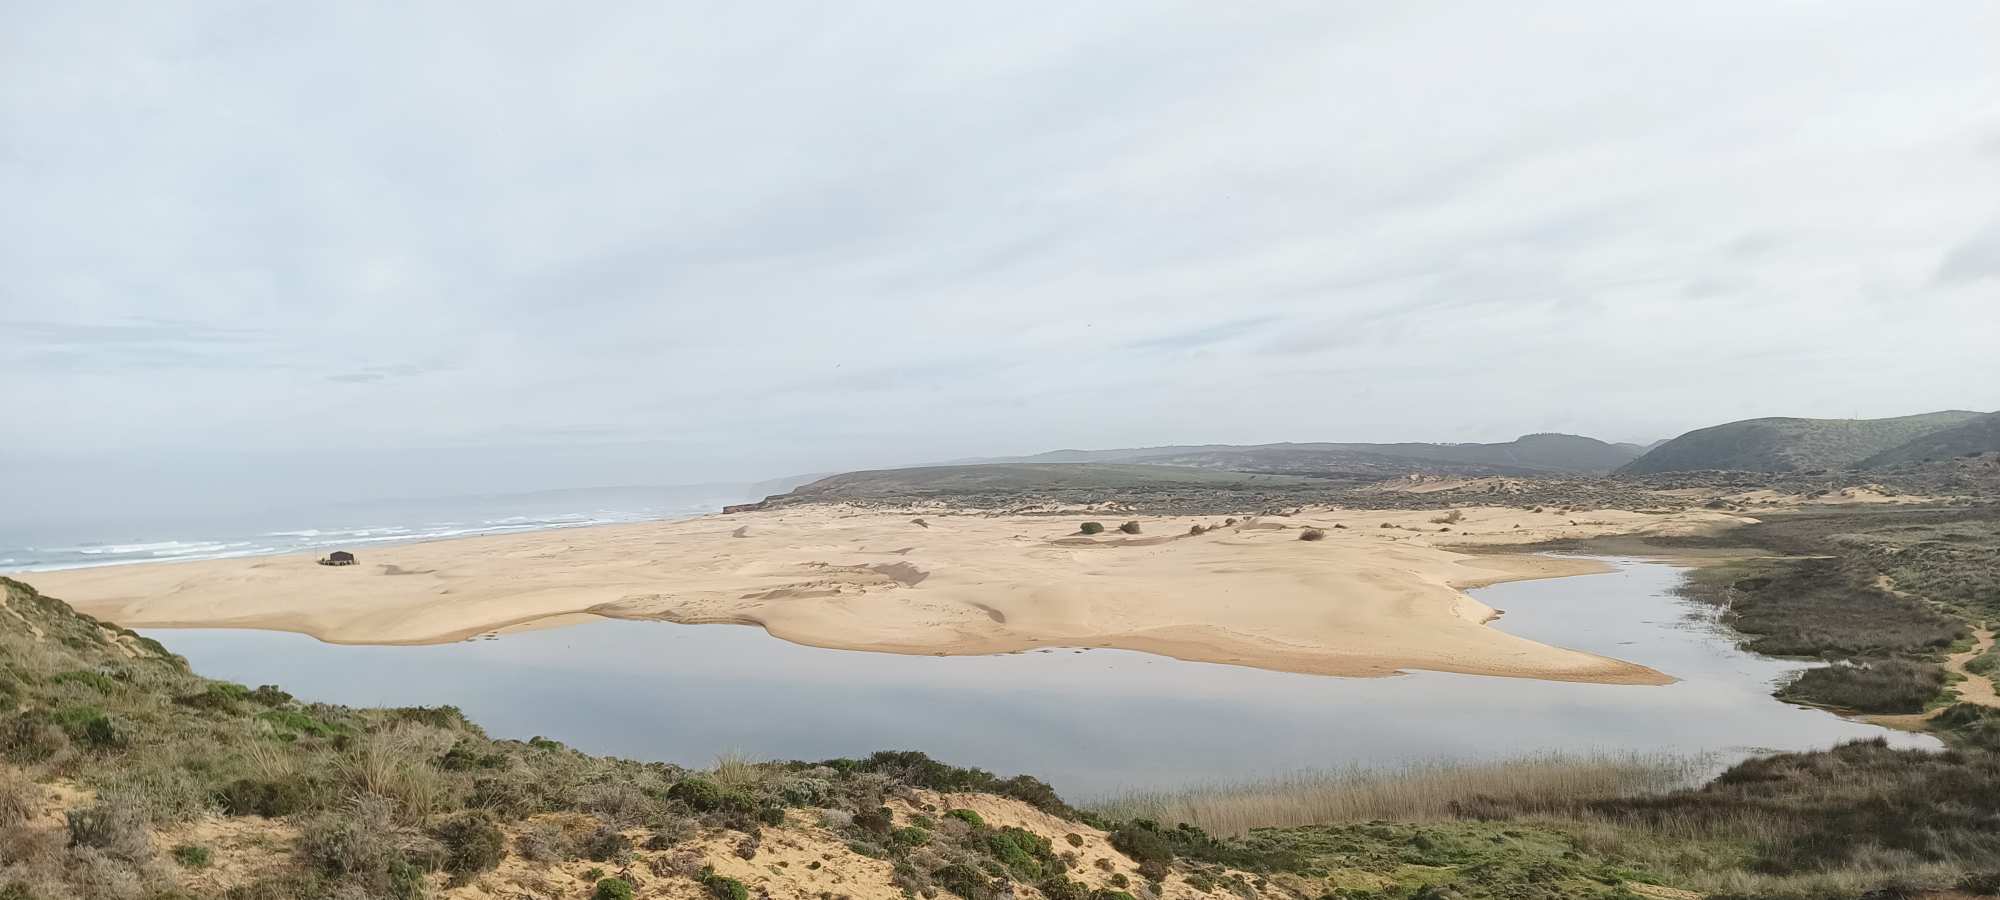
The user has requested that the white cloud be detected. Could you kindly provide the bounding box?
[3,0,1997,501]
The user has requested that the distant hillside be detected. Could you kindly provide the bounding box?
[1860,411,2000,469]
[783,463,1312,499]
[1620,411,1987,474]
[981,433,1639,476]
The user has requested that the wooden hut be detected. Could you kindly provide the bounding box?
[319,550,356,567]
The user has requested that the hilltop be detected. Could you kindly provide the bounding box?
[1618,411,1987,475]
[1861,411,2000,469]
[968,433,1642,477]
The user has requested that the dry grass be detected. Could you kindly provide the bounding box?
[1088,753,1706,836]
[711,751,764,791]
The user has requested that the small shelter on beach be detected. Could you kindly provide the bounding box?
[318,550,356,567]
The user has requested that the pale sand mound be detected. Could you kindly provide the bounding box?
[28,505,1751,684]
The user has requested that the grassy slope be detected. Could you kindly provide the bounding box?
[1861,411,2000,469]
[1619,411,1985,475]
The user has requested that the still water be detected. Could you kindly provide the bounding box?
[148,558,1934,797]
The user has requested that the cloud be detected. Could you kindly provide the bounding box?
[1936,221,2000,284]
[2,0,1998,503]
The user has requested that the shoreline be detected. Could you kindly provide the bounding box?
[21,504,1756,685]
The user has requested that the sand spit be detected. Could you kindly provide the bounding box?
[27,505,1753,684]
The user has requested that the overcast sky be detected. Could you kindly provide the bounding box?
[4,2,1998,511]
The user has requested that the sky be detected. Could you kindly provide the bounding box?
[4,1,1999,514]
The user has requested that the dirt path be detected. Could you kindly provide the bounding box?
[1942,627,1999,710]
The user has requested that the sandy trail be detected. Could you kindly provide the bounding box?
[24,504,1750,684]
[1944,628,1999,709]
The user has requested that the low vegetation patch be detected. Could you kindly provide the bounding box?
[1779,658,1948,713]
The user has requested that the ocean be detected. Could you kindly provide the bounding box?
[0,483,770,573]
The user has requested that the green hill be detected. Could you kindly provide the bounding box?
[783,463,1312,499]
[1860,411,2000,469]
[984,433,1641,476]
[1620,411,1986,474]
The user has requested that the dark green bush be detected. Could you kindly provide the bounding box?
[176,682,253,712]
[1039,876,1089,900]
[932,862,995,900]
[433,810,505,877]
[668,777,730,812]
[1118,521,1141,534]
[946,808,986,828]
[51,670,120,693]
[1299,528,1326,541]
[216,778,314,818]
[986,826,1055,879]
[1079,522,1104,535]
[700,866,749,900]
[594,878,635,900]
[891,825,931,847]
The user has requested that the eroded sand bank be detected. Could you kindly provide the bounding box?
[27,505,1751,683]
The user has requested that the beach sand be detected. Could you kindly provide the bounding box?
[27,505,1751,684]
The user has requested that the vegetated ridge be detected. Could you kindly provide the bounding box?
[971,433,1642,476]
[1859,410,2000,469]
[1619,410,1988,475]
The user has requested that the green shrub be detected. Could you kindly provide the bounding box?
[1039,876,1089,900]
[891,825,931,847]
[249,684,294,705]
[986,826,1054,879]
[176,682,253,712]
[594,878,635,900]
[1118,521,1141,534]
[172,843,213,869]
[853,805,894,834]
[257,708,347,740]
[51,670,121,693]
[945,808,986,828]
[50,704,126,749]
[700,866,749,900]
[433,809,506,877]
[216,777,315,818]
[1079,522,1105,535]
[931,862,994,900]
[668,777,730,812]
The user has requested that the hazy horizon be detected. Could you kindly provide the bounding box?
[6,2,1998,518]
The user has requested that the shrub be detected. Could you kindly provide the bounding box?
[1299,528,1325,541]
[668,777,731,812]
[1188,524,1206,536]
[1079,522,1105,535]
[50,705,126,749]
[2,718,68,763]
[945,807,986,828]
[1039,876,1089,900]
[986,826,1054,879]
[172,844,212,869]
[0,768,42,827]
[433,809,505,877]
[66,799,151,862]
[51,670,121,693]
[514,821,574,862]
[250,684,294,705]
[216,777,315,818]
[1108,823,1173,869]
[582,822,633,861]
[300,796,423,898]
[1430,510,1464,525]
[1118,521,1141,534]
[932,862,995,900]
[1064,832,1084,847]
[700,866,749,900]
[176,682,253,712]
[891,825,931,847]
[594,878,636,900]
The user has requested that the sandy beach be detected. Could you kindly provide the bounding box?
[25,504,1751,684]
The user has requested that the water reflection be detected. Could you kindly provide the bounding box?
[149,558,1935,796]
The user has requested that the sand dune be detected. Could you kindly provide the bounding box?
[27,505,1750,684]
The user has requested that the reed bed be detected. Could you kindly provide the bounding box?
[1087,751,1710,836]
